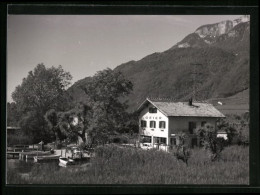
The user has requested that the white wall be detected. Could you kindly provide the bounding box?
[139,103,169,144]
[138,103,220,147]
[168,116,218,135]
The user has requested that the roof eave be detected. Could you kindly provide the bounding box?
[137,98,169,117]
[167,115,225,118]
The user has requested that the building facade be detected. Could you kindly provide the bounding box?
[137,98,225,148]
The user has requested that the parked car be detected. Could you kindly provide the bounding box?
[140,143,153,150]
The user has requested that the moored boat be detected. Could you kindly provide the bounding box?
[59,157,75,166]
[34,154,60,162]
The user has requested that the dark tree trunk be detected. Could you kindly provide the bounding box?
[81,135,86,143]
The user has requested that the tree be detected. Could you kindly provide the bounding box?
[217,118,236,145]
[44,109,67,144]
[81,68,133,145]
[173,132,190,165]
[196,123,225,161]
[11,64,72,143]
[57,103,92,144]
[7,102,20,126]
[237,113,250,146]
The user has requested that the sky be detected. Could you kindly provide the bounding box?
[7,15,242,102]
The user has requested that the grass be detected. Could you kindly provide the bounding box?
[6,144,249,184]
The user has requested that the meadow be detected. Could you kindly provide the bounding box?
[7,144,249,184]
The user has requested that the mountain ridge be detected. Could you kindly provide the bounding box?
[67,16,250,112]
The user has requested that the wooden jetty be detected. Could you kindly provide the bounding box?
[20,151,51,160]
[7,150,51,160]
[7,144,48,160]
[34,154,60,162]
[6,151,21,158]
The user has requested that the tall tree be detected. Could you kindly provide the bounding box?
[48,68,133,146]
[7,102,20,126]
[81,68,133,145]
[44,109,67,144]
[11,63,72,143]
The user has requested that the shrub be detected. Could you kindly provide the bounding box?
[196,123,224,161]
[217,113,249,145]
[173,132,190,165]
[110,135,129,144]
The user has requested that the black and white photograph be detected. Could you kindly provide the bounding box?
[2,2,258,192]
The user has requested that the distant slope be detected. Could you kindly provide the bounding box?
[207,89,249,115]
[68,16,250,112]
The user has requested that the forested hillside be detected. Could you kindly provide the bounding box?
[68,16,250,111]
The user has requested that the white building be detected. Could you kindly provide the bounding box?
[137,98,225,148]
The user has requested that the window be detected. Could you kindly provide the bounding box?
[201,121,207,127]
[154,137,167,145]
[141,136,151,143]
[140,120,147,128]
[188,122,196,134]
[159,121,166,128]
[154,137,160,144]
[149,107,157,113]
[170,137,176,145]
[160,137,167,144]
[150,121,156,128]
[191,137,198,148]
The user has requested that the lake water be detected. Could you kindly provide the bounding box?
[7,157,91,175]
[7,158,60,174]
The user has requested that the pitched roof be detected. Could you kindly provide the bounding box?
[137,98,225,118]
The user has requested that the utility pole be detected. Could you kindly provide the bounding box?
[190,63,203,101]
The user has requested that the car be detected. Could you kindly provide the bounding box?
[140,142,153,150]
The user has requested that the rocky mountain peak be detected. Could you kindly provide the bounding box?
[232,15,250,27]
[173,15,250,49]
[194,15,250,38]
[195,20,233,38]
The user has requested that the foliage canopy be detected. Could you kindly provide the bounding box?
[11,64,72,143]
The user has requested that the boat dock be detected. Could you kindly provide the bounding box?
[7,150,51,160]
[7,145,93,162]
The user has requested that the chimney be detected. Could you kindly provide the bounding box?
[189,98,193,106]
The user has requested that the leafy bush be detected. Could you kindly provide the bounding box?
[173,132,190,165]
[217,113,249,145]
[196,123,224,161]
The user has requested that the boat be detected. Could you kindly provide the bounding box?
[59,157,75,166]
[34,154,60,162]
